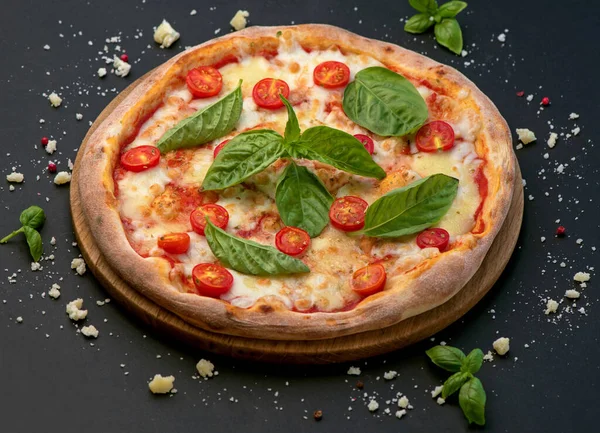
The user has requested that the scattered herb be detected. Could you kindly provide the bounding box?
[0,205,46,261]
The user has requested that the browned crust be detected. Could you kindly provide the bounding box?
[78,24,515,340]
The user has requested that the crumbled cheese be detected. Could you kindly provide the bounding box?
[436,397,446,405]
[572,127,581,136]
[113,56,131,77]
[547,132,558,148]
[71,257,87,275]
[383,371,398,380]
[45,139,57,154]
[43,44,50,50]
[9,185,14,191]
[497,33,506,42]
[545,299,558,315]
[48,92,62,107]
[54,171,72,185]
[347,366,361,376]
[66,298,88,321]
[367,400,379,412]
[31,262,42,271]
[6,172,24,183]
[97,67,107,78]
[483,351,494,362]
[148,374,175,394]
[48,283,61,299]
[75,113,83,120]
[574,272,590,282]
[493,337,510,355]
[431,385,443,398]
[395,409,407,419]
[153,20,180,48]
[196,359,215,378]
[565,289,580,299]
[230,10,250,31]
[516,128,536,144]
[398,396,410,409]
[16,316,23,323]
[569,112,580,120]
[190,9,197,15]
[81,325,99,338]
[526,94,534,102]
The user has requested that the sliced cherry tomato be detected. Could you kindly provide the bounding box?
[416,228,450,251]
[190,204,229,236]
[120,145,160,172]
[354,134,374,155]
[186,66,223,98]
[351,263,387,296]
[252,78,290,109]
[275,226,310,256]
[157,232,190,254]
[213,139,230,158]
[329,196,368,232]
[192,263,233,297]
[415,121,455,152]
[313,61,351,89]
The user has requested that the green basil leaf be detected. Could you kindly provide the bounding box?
[280,95,300,144]
[409,0,438,13]
[204,221,310,276]
[426,345,466,372]
[288,126,386,179]
[461,348,484,374]
[404,14,435,34]
[342,67,428,137]
[459,377,486,425]
[442,371,471,399]
[19,205,46,229]
[438,1,467,18]
[361,174,458,238]
[434,18,463,55]
[275,162,333,238]
[202,130,285,190]
[156,81,243,153]
[23,226,43,262]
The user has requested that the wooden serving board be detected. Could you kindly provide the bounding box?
[70,73,524,364]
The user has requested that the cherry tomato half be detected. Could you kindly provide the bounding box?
[354,134,374,155]
[415,121,455,152]
[252,78,290,109]
[120,145,160,172]
[213,139,230,159]
[416,228,450,251]
[192,263,233,297]
[190,204,229,236]
[351,263,387,296]
[157,232,190,254]
[186,66,223,98]
[275,226,310,256]
[313,61,351,89]
[329,196,369,232]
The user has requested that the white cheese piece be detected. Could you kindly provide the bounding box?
[347,366,361,376]
[398,396,410,409]
[544,299,558,314]
[71,257,86,275]
[31,262,42,271]
[75,113,83,120]
[113,56,131,77]
[81,325,99,338]
[547,132,558,148]
[196,359,215,378]
[46,139,57,154]
[436,397,446,405]
[54,171,72,185]
[230,10,250,31]
[565,289,580,299]
[148,374,175,394]
[431,385,443,398]
[483,351,494,362]
[48,92,62,107]
[383,371,398,380]
[516,128,536,144]
[395,409,407,419]
[97,67,107,78]
[48,283,61,299]
[569,112,580,120]
[16,316,23,323]
[6,172,24,183]
[43,44,50,50]
[574,272,590,282]
[367,400,379,412]
[153,20,180,48]
[493,337,510,355]
[66,298,88,321]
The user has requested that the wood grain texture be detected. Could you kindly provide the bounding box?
[70,72,523,364]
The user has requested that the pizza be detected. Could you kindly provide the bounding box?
[78,24,515,340]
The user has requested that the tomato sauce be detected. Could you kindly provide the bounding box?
[472,164,489,234]
[292,299,361,314]
[211,54,239,69]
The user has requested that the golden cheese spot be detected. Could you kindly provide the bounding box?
[289,62,300,73]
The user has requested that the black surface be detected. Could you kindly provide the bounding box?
[1,1,598,432]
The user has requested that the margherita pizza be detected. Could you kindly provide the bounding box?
[78,25,515,340]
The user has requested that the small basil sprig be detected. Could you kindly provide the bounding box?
[342,67,428,137]
[204,220,309,276]
[404,1,467,55]
[156,81,243,153]
[427,345,486,425]
[0,205,45,261]
[360,174,458,238]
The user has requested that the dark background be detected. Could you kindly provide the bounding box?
[1,0,598,432]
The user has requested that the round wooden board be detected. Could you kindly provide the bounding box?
[70,72,524,364]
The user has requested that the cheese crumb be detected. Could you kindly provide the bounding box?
[574,272,591,282]
[31,262,42,271]
[497,33,506,42]
[48,92,62,107]
[43,44,51,50]
[6,172,24,183]
[544,299,558,315]
[54,171,72,185]
[565,289,580,299]
[367,400,379,412]
[516,128,536,144]
[81,325,99,338]
[572,127,581,136]
[398,396,410,409]
[569,112,580,120]
[113,56,131,77]
[196,359,215,378]
[48,283,61,299]
[97,67,107,78]
[230,10,250,31]
[395,409,407,419]
[71,257,87,275]
[148,374,175,394]
[347,366,361,376]
[547,132,558,148]
[431,385,443,398]
[493,337,510,355]
[46,139,57,154]
[483,351,494,362]
[383,371,398,380]
[75,113,83,120]
[436,397,446,405]
[190,9,197,16]
[66,298,88,321]
[153,20,180,48]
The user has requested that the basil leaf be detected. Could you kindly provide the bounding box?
[204,221,310,276]
[461,348,484,374]
[280,95,300,144]
[442,371,471,399]
[23,226,43,262]
[202,130,285,190]
[289,126,386,180]
[156,81,243,153]
[404,13,435,34]
[409,0,438,13]
[342,67,428,137]
[434,18,463,55]
[426,345,466,372]
[459,377,486,425]
[361,174,458,238]
[19,205,46,230]
[438,1,467,18]
[275,162,333,238]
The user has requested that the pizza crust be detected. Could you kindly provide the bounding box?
[78,24,515,340]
